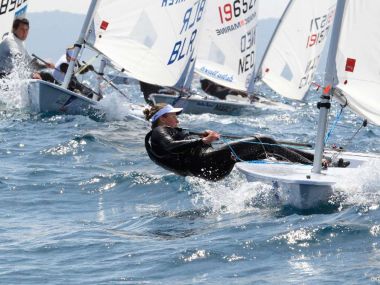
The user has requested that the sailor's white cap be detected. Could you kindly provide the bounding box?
[151,104,183,122]
[66,47,75,58]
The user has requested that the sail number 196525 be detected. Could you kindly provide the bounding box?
[218,0,255,24]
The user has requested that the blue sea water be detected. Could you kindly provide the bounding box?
[1,79,380,285]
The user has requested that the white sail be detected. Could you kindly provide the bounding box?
[259,0,337,100]
[194,0,257,92]
[0,0,28,40]
[92,0,206,88]
[334,0,380,126]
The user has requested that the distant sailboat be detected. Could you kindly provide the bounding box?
[236,0,380,209]
[27,0,101,116]
[152,0,292,115]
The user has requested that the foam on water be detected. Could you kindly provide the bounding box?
[95,82,148,122]
[188,171,279,214]
[333,159,380,208]
[0,69,31,110]
[97,94,146,122]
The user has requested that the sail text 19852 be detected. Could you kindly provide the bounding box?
[167,0,205,65]
[0,0,27,15]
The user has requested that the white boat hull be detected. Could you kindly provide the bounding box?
[150,93,291,116]
[236,151,380,209]
[27,80,100,116]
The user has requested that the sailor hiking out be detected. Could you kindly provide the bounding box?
[143,103,340,181]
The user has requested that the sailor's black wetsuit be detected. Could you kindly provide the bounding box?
[145,126,315,181]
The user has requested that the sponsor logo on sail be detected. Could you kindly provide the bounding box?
[216,12,256,36]
[199,67,233,83]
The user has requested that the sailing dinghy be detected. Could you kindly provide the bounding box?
[26,0,101,116]
[236,0,380,210]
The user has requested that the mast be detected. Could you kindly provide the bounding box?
[247,0,293,95]
[312,0,346,174]
[62,0,100,89]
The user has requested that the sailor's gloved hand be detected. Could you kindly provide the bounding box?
[201,130,220,144]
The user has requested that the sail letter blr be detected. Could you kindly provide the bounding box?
[180,0,205,34]
[167,0,205,65]
[167,30,197,65]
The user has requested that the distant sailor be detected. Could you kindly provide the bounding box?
[144,103,324,181]
[139,81,176,105]
[200,78,259,101]
[0,18,54,80]
[53,46,96,99]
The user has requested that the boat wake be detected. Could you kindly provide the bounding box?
[188,171,281,214]
[96,95,145,121]
[186,157,380,215]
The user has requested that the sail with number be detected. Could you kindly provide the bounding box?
[91,0,206,89]
[195,0,257,92]
[0,0,28,40]
[333,0,380,125]
[257,0,337,100]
